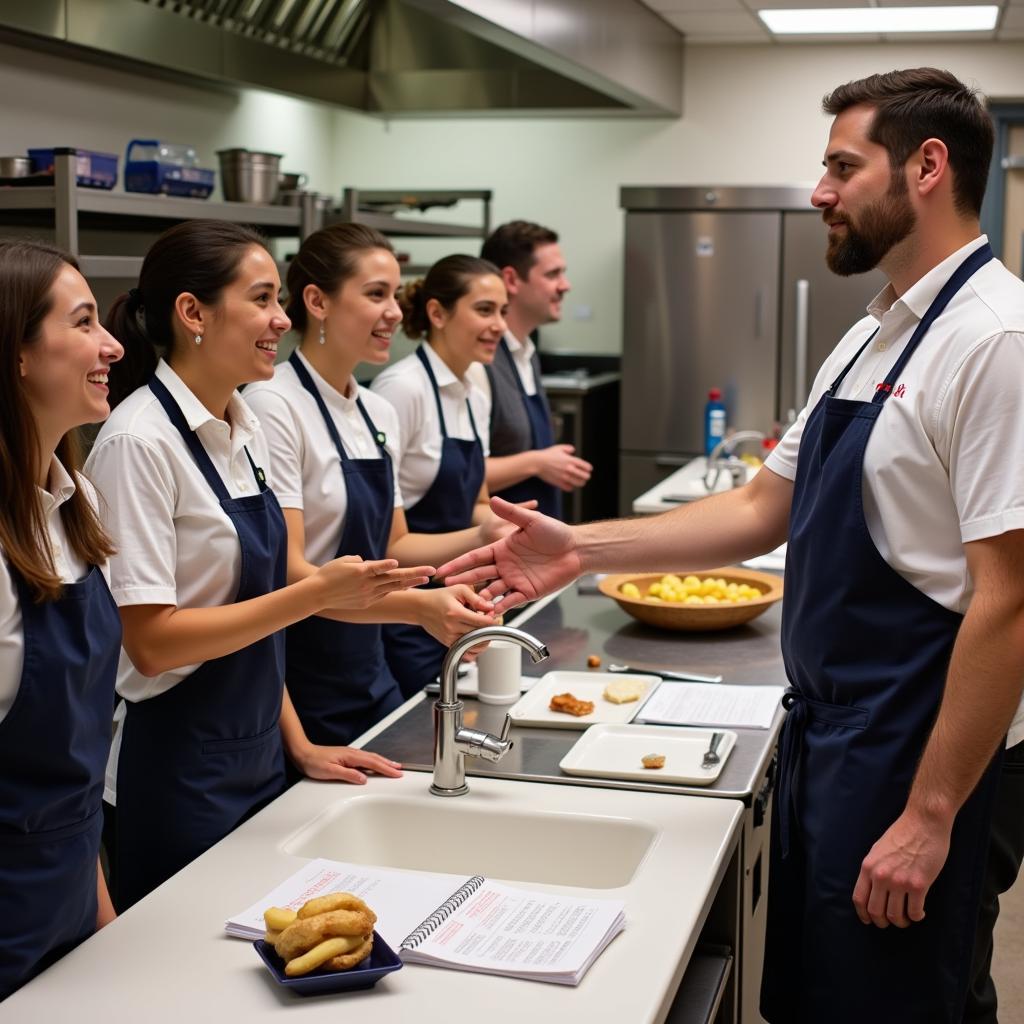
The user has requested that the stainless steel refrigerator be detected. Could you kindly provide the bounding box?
[618,186,886,513]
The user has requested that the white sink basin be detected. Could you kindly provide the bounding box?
[283,792,657,888]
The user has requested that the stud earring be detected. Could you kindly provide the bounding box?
[194,333,202,346]
[318,320,326,345]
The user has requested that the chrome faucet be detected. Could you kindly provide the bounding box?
[431,625,549,797]
[703,430,765,492]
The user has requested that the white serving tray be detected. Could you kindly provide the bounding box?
[559,724,738,785]
[506,671,659,730]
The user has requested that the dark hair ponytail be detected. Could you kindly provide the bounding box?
[285,222,394,333]
[399,255,501,342]
[105,220,268,407]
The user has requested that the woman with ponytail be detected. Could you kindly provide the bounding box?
[0,241,122,998]
[245,226,506,746]
[85,221,430,911]
[370,254,514,697]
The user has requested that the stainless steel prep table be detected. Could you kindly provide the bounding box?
[369,580,788,1024]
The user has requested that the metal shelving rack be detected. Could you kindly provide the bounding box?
[336,188,492,275]
[0,150,316,279]
[0,161,493,281]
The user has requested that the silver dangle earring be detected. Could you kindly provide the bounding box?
[318,320,326,345]
[194,333,202,346]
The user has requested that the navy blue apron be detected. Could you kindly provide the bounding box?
[284,353,403,746]
[383,345,485,698]
[493,338,562,520]
[0,560,120,999]
[761,243,1003,1023]
[114,376,287,911]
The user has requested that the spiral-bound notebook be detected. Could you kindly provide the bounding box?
[226,858,625,986]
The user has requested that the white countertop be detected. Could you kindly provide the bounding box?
[632,457,757,514]
[1,773,742,1024]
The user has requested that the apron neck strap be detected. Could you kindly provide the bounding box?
[148,375,262,498]
[416,344,482,444]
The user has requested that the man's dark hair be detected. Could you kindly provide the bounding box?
[481,220,559,280]
[822,67,993,218]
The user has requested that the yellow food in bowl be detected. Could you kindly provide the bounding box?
[620,574,765,605]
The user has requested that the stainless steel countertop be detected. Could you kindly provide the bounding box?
[370,580,788,804]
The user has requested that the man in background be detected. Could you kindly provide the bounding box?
[475,221,591,519]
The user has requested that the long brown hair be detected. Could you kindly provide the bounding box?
[105,220,268,408]
[0,240,115,601]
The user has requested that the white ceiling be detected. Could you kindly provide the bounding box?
[639,0,1024,44]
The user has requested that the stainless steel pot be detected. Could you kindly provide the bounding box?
[278,189,332,212]
[0,156,32,177]
[216,149,282,204]
[277,171,308,192]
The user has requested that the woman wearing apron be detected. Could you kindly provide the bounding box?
[245,225,498,747]
[87,221,428,911]
[0,241,123,998]
[371,255,509,698]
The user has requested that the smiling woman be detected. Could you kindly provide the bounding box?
[83,221,428,913]
[370,255,511,697]
[0,241,122,999]
[245,226,505,751]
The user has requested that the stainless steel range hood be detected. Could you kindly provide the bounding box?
[0,0,683,116]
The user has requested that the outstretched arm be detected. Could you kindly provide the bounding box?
[437,467,793,609]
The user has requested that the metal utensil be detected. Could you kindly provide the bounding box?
[702,731,725,768]
[607,663,723,684]
[0,156,32,178]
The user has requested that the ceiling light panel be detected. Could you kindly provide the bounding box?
[758,6,999,34]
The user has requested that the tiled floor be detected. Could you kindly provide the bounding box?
[992,873,1024,1019]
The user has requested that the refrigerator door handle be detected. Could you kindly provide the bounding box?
[795,278,810,408]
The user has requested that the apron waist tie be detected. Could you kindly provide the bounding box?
[777,689,870,858]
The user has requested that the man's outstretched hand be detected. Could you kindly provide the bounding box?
[436,496,584,610]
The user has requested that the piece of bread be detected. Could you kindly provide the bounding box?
[603,678,644,704]
[641,753,666,769]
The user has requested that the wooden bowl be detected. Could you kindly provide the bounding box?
[598,568,783,632]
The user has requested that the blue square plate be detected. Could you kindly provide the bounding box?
[254,931,403,996]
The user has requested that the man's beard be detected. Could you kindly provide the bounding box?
[825,174,916,276]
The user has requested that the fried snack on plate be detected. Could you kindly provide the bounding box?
[603,679,643,704]
[264,906,298,931]
[324,934,375,971]
[296,891,372,920]
[587,654,602,668]
[285,937,360,977]
[549,692,595,717]
[274,907,376,963]
[641,753,666,769]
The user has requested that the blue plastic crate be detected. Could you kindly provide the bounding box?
[124,139,215,199]
[28,147,118,189]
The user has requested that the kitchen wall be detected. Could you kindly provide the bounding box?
[2,35,1023,355]
[329,41,1024,356]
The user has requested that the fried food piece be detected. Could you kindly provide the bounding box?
[549,692,595,717]
[264,906,298,931]
[265,928,281,944]
[324,934,374,971]
[587,654,602,668]
[285,937,361,977]
[274,908,377,963]
[296,892,371,920]
[603,679,643,704]
[642,753,666,769]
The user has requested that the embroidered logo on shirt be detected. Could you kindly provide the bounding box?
[874,382,907,398]
[893,384,906,398]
